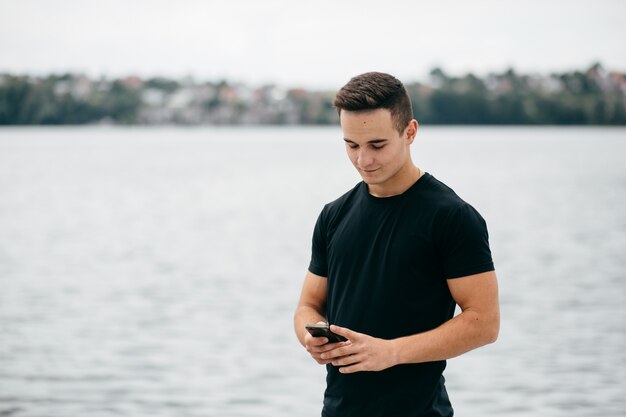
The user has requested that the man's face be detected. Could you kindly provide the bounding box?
[340,108,415,188]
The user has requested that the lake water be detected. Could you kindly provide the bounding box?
[0,126,624,417]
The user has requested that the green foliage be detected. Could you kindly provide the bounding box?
[0,64,624,125]
[144,77,180,93]
[407,64,625,125]
[0,75,140,125]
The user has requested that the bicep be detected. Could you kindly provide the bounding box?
[297,271,328,313]
[447,270,499,316]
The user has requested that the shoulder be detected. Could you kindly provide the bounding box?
[418,174,487,229]
[319,182,363,219]
[419,174,471,212]
[312,182,364,238]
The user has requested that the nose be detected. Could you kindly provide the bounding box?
[357,148,374,168]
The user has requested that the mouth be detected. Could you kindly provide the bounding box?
[361,168,380,174]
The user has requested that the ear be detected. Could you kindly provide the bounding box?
[405,119,418,144]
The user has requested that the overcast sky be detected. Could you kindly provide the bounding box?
[1,0,624,88]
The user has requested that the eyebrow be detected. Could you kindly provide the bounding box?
[343,138,388,144]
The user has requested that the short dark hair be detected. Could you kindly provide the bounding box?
[333,72,414,134]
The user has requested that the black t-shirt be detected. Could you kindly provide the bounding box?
[308,173,494,417]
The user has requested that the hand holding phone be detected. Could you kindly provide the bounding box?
[305,323,347,343]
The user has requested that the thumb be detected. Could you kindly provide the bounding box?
[330,324,359,340]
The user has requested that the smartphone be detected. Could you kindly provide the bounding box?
[305,323,347,343]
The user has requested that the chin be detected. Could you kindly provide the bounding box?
[361,176,384,185]
[358,170,384,183]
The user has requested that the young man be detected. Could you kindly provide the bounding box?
[294,72,500,416]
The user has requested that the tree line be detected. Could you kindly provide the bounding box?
[0,63,624,125]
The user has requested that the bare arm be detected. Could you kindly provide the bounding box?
[392,270,500,363]
[294,271,350,364]
[294,271,328,345]
[322,270,500,373]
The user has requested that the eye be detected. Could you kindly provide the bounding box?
[347,143,359,149]
[371,144,386,150]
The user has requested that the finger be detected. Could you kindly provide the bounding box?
[307,337,328,347]
[329,324,359,340]
[309,340,349,354]
[313,356,333,365]
[338,363,364,374]
[306,341,328,355]
[331,354,363,367]
[321,340,351,351]
[320,343,355,360]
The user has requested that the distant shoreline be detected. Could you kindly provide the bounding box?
[2,63,625,126]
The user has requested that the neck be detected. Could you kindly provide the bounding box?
[367,164,422,198]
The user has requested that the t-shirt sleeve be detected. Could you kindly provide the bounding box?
[437,203,495,279]
[308,208,329,277]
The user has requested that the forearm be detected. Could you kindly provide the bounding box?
[293,305,326,347]
[392,308,499,365]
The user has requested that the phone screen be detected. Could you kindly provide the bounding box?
[305,323,347,343]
